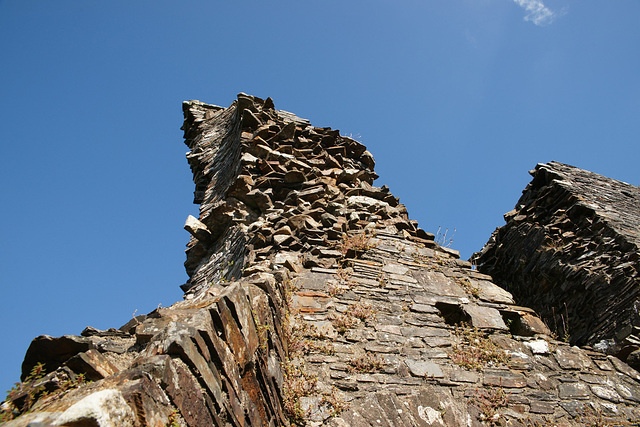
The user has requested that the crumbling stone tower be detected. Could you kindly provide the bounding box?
[3,96,639,426]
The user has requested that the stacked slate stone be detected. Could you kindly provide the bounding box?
[474,162,640,369]
[180,93,425,296]
[4,99,640,426]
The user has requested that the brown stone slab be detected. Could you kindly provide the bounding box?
[160,356,215,426]
[64,349,119,381]
[483,370,527,388]
[557,382,590,399]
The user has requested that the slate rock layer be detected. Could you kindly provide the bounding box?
[4,100,640,426]
[474,161,640,367]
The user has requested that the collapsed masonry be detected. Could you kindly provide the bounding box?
[474,161,640,370]
[3,96,640,426]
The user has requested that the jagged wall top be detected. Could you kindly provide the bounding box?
[179,94,436,295]
[521,161,640,246]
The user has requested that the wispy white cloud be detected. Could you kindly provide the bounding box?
[513,0,558,26]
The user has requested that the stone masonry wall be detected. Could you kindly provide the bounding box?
[474,162,640,369]
[3,100,640,426]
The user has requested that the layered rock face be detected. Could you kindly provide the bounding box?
[474,162,640,368]
[3,100,640,426]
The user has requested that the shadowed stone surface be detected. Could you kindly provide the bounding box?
[474,161,640,369]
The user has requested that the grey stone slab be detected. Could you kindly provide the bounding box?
[355,374,377,383]
[473,280,515,304]
[405,359,444,378]
[413,293,460,306]
[529,401,556,414]
[529,373,558,391]
[376,332,407,345]
[375,392,420,426]
[389,273,417,283]
[350,276,382,287]
[555,346,592,370]
[375,324,403,335]
[590,385,622,402]
[524,339,550,354]
[364,343,399,354]
[413,271,467,298]
[483,370,527,388]
[299,271,334,291]
[559,400,589,417]
[406,337,426,348]
[609,355,640,381]
[311,267,339,274]
[462,305,508,330]
[579,374,608,384]
[409,303,440,314]
[449,369,479,383]
[558,382,590,399]
[526,391,558,401]
[401,326,450,338]
[382,263,410,275]
[615,382,640,402]
[342,392,396,427]
[424,337,451,348]
[319,249,343,258]
[593,358,615,371]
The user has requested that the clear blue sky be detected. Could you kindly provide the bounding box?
[1,1,639,393]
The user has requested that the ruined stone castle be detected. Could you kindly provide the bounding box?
[2,95,639,426]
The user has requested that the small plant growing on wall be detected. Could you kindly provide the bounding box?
[330,313,359,334]
[252,309,271,351]
[348,352,385,373]
[282,279,345,423]
[345,301,376,322]
[450,324,509,370]
[282,361,318,424]
[435,226,455,248]
[473,387,508,425]
[457,278,480,298]
[1,362,47,421]
[337,230,377,258]
[320,387,348,417]
[166,408,181,427]
[1,363,92,422]
[552,303,571,343]
[328,267,356,296]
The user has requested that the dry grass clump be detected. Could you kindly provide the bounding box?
[330,301,376,334]
[337,231,377,257]
[450,324,509,370]
[473,387,508,425]
[348,352,385,373]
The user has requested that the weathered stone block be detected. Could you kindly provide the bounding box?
[405,359,444,378]
[21,335,95,381]
[463,305,509,331]
[64,349,119,381]
[558,382,590,399]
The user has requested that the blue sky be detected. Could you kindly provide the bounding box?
[1,1,639,393]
